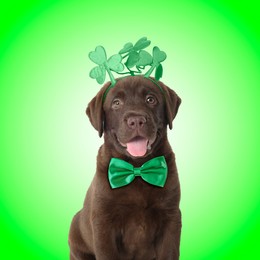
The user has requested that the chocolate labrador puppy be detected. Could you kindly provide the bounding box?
[69,76,182,260]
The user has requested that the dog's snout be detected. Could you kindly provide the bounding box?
[127,116,147,129]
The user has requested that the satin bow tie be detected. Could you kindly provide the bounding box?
[108,156,168,189]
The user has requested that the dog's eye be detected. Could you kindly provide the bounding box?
[112,99,122,109]
[146,95,157,105]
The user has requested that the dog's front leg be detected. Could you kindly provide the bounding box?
[155,213,182,260]
[92,222,122,260]
[69,250,95,260]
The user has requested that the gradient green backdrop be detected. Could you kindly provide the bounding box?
[1,0,260,259]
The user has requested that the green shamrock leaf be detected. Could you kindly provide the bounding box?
[152,46,167,65]
[125,51,139,68]
[118,37,152,73]
[155,63,163,81]
[89,66,106,84]
[136,50,153,67]
[89,46,125,85]
[107,54,124,72]
[133,37,151,51]
[119,37,151,56]
[89,37,167,86]
[119,42,133,54]
[144,46,167,79]
[89,46,107,65]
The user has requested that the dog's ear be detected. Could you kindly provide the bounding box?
[86,82,110,137]
[160,82,181,130]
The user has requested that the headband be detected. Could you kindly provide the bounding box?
[88,37,167,100]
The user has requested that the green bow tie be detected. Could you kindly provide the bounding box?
[108,156,168,189]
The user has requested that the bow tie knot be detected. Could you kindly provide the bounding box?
[108,156,168,189]
[133,167,141,176]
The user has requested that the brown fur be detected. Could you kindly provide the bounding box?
[69,76,182,259]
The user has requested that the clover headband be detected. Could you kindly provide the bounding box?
[88,37,167,87]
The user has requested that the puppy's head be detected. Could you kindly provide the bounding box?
[86,76,181,158]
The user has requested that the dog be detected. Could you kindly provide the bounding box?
[69,75,182,259]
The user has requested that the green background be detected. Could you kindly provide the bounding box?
[0,0,259,259]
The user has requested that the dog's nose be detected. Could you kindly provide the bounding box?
[127,116,147,129]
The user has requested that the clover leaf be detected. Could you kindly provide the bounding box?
[89,66,106,84]
[133,37,151,51]
[155,64,163,81]
[119,37,151,70]
[119,42,133,55]
[88,37,167,85]
[125,51,139,68]
[89,46,124,85]
[89,46,107,65]
[136,50,153,67]
[152,46,167,65]
[108,54,124,72]
[119,37,151,54]
[144,46,167,80]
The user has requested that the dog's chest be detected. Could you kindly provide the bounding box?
[118,207,159,258]
[108,186,164,257]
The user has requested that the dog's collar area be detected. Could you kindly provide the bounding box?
[108,156,168,189]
